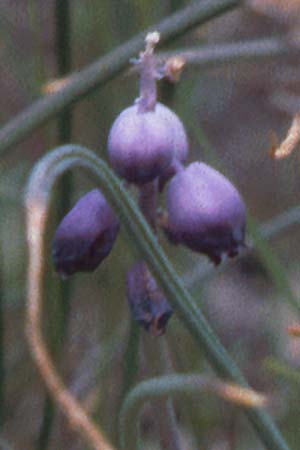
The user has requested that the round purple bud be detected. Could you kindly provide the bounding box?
[165,162,246,264]
[107,102,188,184]
[52,189,119,276]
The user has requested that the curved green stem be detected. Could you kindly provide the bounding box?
[119,373,266,450]
[0,0,240,157]
[25,144,290,450]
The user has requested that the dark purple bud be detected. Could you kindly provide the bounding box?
[52,189,119,276]
[107,102,188,185]
[126,261,173,337]
[164,162,246,264]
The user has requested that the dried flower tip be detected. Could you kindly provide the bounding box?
[145,31,160,50]
[52,189,119,276]
[164,56,186,83]
[164,162,246,264]
[215,382,267,408]
[287,324,300,337]
[126,261,173,337]
[270,114,300,160]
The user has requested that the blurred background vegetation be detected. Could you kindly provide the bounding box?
[1,0,300,449]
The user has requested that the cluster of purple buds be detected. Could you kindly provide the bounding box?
[52,31,246,336]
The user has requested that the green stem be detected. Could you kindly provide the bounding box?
[0,0,240,156]
[25,145,291,450]
[119,373,266,450]
[37,2,72,449]
[111,320,140,443]
[156,339,181,450]
[138,178,179,448]
[120,320,140,401]
[157,37,295,68]
[0,234,4,427]
[54,0,73,339]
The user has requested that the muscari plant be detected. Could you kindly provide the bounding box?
[24,27,292,450]
[53,32,246,334]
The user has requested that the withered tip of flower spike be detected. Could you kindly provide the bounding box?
[164,56,186,83]
[126,261,173,336]
[52,189,120,276]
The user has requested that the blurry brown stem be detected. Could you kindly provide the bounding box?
[25,199,115,450]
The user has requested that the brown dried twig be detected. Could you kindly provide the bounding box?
[25,199,115,450]
[269,114,300,159]
[287,324,300,337]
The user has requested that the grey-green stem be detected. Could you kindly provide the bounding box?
[138,174,180,449]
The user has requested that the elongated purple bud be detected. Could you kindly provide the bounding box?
[107,102,188,185]
[164,162,246,264]
[126,261,173,336]
[52,189,119,276]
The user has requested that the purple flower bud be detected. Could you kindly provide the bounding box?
[164,162,246,264]
[126,261,173,336]
[52,189,119,276]
[107,102,188,184]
